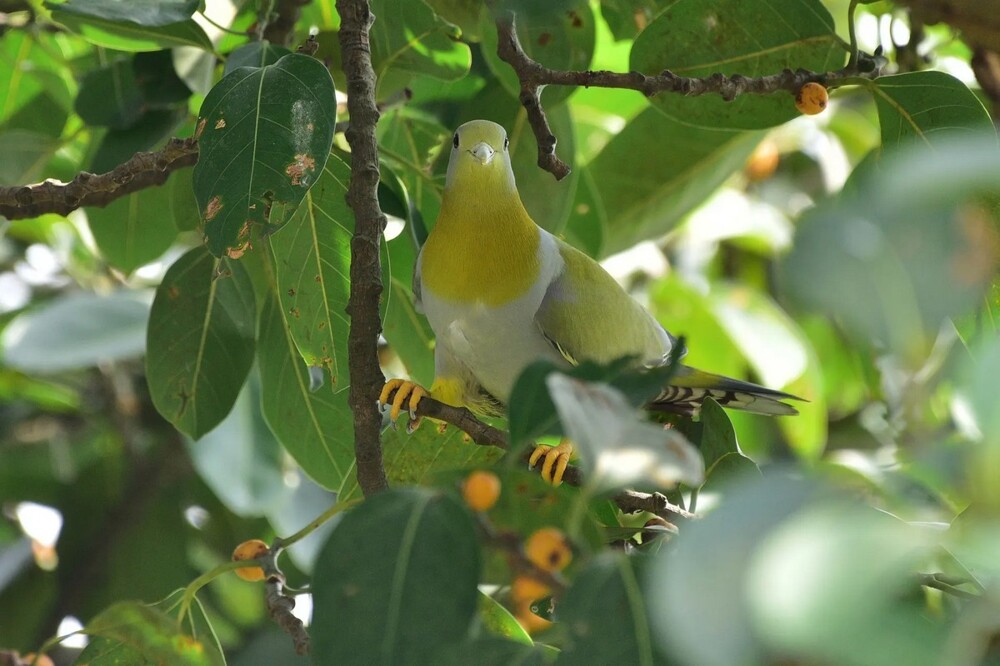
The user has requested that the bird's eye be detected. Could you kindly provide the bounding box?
[503,136,509,151]
[452,133,459,149]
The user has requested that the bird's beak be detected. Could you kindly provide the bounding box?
[469,141,495,165]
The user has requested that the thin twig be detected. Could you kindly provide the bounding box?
[338,0,390,496]
[490,11,877,180]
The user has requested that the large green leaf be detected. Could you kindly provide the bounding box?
[312,489,480,665]
[0,130,61,185]
[89,106,188,173]
[0,32,72,129]
[87,180,179,274]
[869,71,994,148]
[370,0,471,94]
[381,420,503,489]
[269,155,352,380]
[44,0,199,26]
[50,10,212,52]
[557,553,668,665]
[78,602,224,666]
[630,0,845,129]
[194,54,337,258]
[480,1,595,107]
[224,42,293,75]
[586,107,763,255]
[75,58,144,129]
[257,292,354,495]
[146,247,257,439]
[1,290,151,373]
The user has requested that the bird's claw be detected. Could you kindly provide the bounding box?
[528,441,574,487]
[379,379,428,432]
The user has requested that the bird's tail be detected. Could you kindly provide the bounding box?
[647,365,800,416]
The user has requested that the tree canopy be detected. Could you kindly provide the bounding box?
[1,0,999,664]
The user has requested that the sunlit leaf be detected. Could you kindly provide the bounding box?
[631,0,844,129]
[50,10,212,52]
[45,0,200,27]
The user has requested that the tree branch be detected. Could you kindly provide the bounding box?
[337,0,390,496]
[413,396,695,523]
[0,138,198,220]
[490,10,879,180]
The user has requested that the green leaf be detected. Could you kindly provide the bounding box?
[477,591,533,645]
[0,32,71,127]
[698,451,761,498]
[74,59,141,129]
[1,290,150,373]
[869,71,994,148]
[312,489,480,665]
[186,369,288,517]
[170,168,201,231]
[257,292,354,495]
[370,0,471,91]
[78,601,224,666]
[86,180,179,274]
[423,0,484,41]
[438,637,551,666]
[383,222,436,386]
[224,41,293,76]
[381,420,503,489]
[45,0,199,27]
[508,358,680,450]
[146,247,257,439]
[557,553,668,665]
[680,397,739,470]
[586,107,763,256]
[546,373,704,491]
[269,155,351,380]
[133,50,192,108]
[779,133,1000,364]
[480,2,595,107]
[194,53,337,258]
[630,0,844,129]
[90,107,187,173]
[51,10,212,52]
[0,130,61,185]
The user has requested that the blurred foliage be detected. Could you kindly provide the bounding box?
[1,0,999,664]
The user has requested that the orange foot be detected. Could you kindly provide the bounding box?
[528,441,574,487]
[379,379,428,433]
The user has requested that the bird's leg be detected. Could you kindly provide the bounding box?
[528,439,574,487]
[379,379,428,432]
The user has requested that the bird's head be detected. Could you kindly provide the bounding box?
[445,120,517,195]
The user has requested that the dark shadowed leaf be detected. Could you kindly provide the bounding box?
[86,181,178,274]
[312,489,480,666]
[224,42,293,76]
[44,0,199,27]
[89,107,188,173]
[75,58,144,129]
[557,553,668,665]
[146,247,256,438]
[194,54,336,258]
[631,0,844,129]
